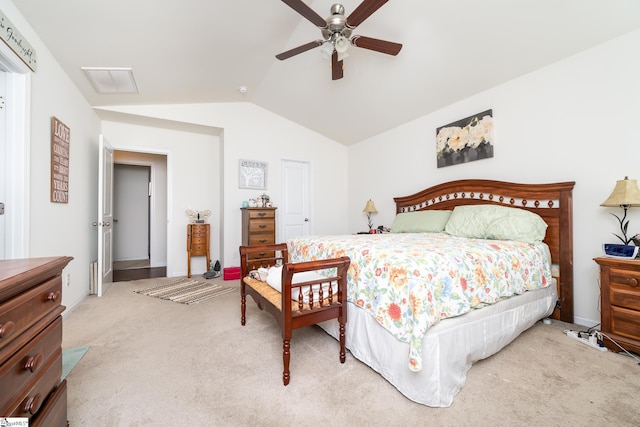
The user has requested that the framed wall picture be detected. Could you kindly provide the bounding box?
[239,159,268,190]
[436,109,494,168]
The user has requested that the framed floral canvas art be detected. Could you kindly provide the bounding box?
[436,110,494,168]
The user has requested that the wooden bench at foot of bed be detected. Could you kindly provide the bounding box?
[239,243,351,385]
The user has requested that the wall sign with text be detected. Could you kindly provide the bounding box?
[51,117,70,203]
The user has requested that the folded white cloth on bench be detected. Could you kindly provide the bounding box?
[264,265,337,304]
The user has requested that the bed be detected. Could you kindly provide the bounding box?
[286,179,574,407]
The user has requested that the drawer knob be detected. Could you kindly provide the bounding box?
[24,353,44,372]
[24,393,42,415]
[259,225,267,229]
[627,277,639,287]
[47,290,61,302]
[0,321,16,339]
[259,239,267,243]
[258,212,266,217]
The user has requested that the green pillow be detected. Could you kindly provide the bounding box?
[444,204,547,243]
[390,210,452,233]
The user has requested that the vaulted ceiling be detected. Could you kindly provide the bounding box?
[11,0,640,145]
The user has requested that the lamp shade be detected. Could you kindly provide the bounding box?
[600,176,640,207]
[363,199,378,214]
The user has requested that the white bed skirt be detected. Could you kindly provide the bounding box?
[318,284,557,407]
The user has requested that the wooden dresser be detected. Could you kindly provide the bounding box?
[594,257,640,354]
[241,208,277,266]
[187,223,210,278]
[241,208,277,246]
[0,256,72,426]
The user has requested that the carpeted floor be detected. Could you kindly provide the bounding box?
[61,276,640,426]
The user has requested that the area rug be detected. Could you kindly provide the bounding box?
[62,345,89,380]
[134,278,236,304]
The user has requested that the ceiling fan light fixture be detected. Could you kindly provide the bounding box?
[335,36,349,53]
[337,50,349,61]
[320,42,335,60]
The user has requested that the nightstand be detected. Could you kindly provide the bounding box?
[594,257,640,354]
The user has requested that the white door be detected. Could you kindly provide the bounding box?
[281,159,311,241]
[97,135,114,296]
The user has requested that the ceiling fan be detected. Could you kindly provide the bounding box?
[276,0,402,80]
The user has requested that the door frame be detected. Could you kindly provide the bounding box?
[0,40,31,259]
[109,145,171,273]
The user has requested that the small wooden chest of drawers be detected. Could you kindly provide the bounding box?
[594,257,640,354]
[241,208,277,245]
[187,223,210,278]
[241,208,277,263]
[0,256,72,426]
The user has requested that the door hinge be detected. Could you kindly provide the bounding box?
[0,96,4,110]
[0,202,4,215]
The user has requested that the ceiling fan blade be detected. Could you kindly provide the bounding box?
[331,51,344,80]
[351,35,402,55]
[276,40,324,60]
[346,0,389,28]
[281,0,327,28]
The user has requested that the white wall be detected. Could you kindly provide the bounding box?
[98,103,349,271]
[1,0,102,311]
[348,29,640,326]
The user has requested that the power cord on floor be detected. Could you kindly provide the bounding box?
[562,328,640,365]
[599,331,640,365]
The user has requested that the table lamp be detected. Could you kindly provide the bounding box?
[600,176,640,245]
[363,199,377,230]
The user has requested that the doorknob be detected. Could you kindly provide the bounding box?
[104,222,111,226]
[304,218,309,222]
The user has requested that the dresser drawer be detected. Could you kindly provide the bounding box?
[610,305,640,342]
[248,235,275,246]
[190,237,207,246]
[609,280,640,311]
[248,210,275,220]
[0,277,62,352]
[4,350,61,418]
[189,224,209,234]
[0,317,62,406]
[248,220,275,233]
[32,379,67,427]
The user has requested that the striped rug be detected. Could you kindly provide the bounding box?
[134,278,235,304]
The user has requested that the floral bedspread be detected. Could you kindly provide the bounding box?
[286,233,551,372]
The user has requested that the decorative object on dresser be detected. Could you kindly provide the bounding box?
[185,208,211,224]
[600,176,640,245]
[362,199,377,231]
[0,256,73,427]
[594,257,640,354]
[187,223,210,278]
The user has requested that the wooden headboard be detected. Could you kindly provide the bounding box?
[394,179,575,323]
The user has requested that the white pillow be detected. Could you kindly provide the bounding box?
[266,265,337,303]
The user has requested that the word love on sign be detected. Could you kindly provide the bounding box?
[51,117,70,203]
